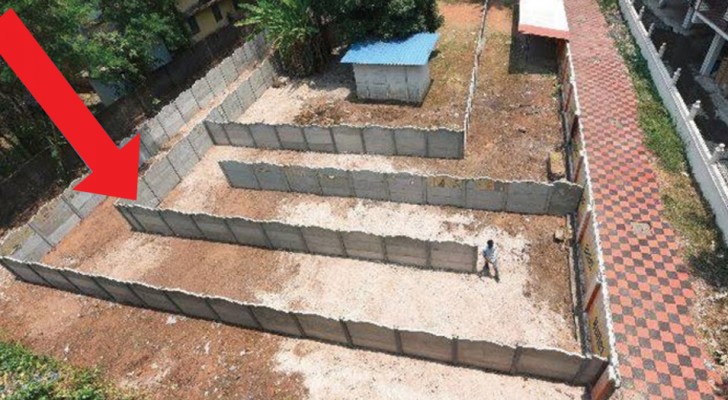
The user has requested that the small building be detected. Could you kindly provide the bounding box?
[341,33,439,104]
[177,0,237,43]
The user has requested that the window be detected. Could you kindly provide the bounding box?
[212,4,223,22]
[186,16,200,35]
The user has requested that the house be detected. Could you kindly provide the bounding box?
[177,0,237,43]
[341,33,439,104]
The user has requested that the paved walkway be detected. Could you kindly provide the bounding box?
[563,0,721,398]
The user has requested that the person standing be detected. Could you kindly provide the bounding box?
[482,240,499,282]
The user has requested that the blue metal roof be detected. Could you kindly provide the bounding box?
[341,33,439,66]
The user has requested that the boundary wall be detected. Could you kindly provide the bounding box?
[114,204,478,273]
[129,33,269,167]
[206,122,464,159]
[463,0,489,142]
[559,44,621,399]
[0,34,268,263]
[219,161,583,215]
[0,256,608,387]
[618,0,728,245]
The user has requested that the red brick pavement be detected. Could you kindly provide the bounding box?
[563,0,721,398]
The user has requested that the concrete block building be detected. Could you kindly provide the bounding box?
[341,33,439,104]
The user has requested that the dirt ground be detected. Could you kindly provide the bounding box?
[238,2,482,130]
[0,268,585,400]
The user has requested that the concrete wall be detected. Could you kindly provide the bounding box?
[558,43,621,398]
[352,64,431,104]
[114,204,478,273]
[219,161,583,215]
[0,257,608,387]
[212,123,465,159]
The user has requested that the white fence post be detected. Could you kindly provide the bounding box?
[658,43,667,58]
[671,68,682,85]
[711,144,726,164]
[688,100,701,120]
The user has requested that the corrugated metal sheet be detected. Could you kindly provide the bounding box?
[341,33,440,66]
[518,0,570,40]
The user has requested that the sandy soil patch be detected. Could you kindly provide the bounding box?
[237,1,483,130]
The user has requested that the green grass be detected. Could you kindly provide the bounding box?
[597,0,728,372]
[0,341,138,400]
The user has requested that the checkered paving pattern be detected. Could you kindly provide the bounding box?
[563,0,721,398]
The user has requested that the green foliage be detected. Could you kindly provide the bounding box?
[0,341,138,399]
[323,0,444,44]
[240,0,328,76]
[239,0,444,76]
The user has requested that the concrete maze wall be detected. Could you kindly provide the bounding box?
[0,257,608,386]
[219,161,583,215]
[0,17,607,390]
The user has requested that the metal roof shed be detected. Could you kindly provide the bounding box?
[341,33,439,103]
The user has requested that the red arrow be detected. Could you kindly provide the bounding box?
[0,9,139,200]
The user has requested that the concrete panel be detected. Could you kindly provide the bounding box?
[341,232,385,261]
[296,313,348,343]
[388,173,425,204]
[249,124,281,149]
[249,306,302,336]
[260,59,277,87]
[350,170,389,201]
[384,236,428,267]
[465,179,507,211]
[219,57,238,86]
[0,224,52,262]
[574,357,608,385]
[188,124,214,157]
[29,198,81,245]
[0,258,47,285]
[129,283,179,313]
[191,77,214,108]
[301,227,345,257]
[232,47,249,73]
[283,165,321,194]
[220,161,259,189]
[332,126,364,153]
[167,138,199,179]
[277,125,307,151]
[205,67,227,97]
[62,183,105,218]
[242,42,257,64]
[394,128,427,157]
[192,214,236,243]
[304,126,335,153]
[94,276,145,307]
[318,168,352,197]
[207,297,260,328]
[157,104,185,136]
[262,222,307,252]
[547,181,582,215]
[516,347,583,381]
[117,204,143,231]
[160,209,204,239]
[346,321,398,353]
[363,127,395,155]
[254,164,289,191]
[249,69,267,98]
[506,182,551,214]
[204,121,229,145]
[126,206,173,236]
[166,290,219,321]
[62,269,112,300]
[144,157,181,200]
[400,330,453,363]
[135,178,160,208]
[426,176,466,207]
[137,127,160,160]
[427,129,462,159]
[430,242,476,272]
[253,34,267,58]
[224,123,255,147]
[235,81,256,111]
[457,339,516,373]
[227,218,270,248]
[145,117,170,151]
[207,106,227,123]
[174,89,200,122]
[220,93,244,121]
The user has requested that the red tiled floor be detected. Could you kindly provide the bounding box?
[563,0,721,398]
